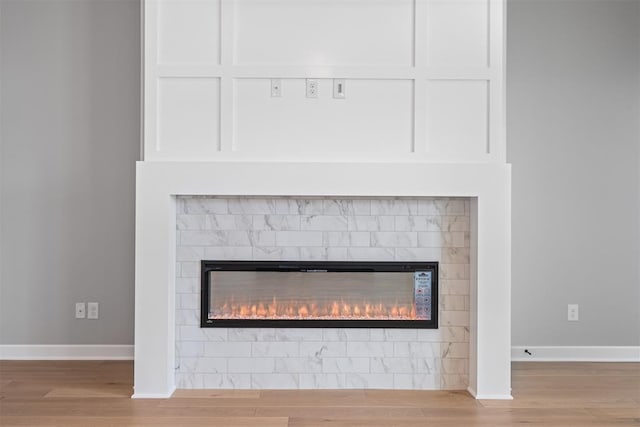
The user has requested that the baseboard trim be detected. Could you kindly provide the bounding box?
[0,345,134,360]
[512,346,640,362]
[132,386,176,399]
[467,386,513,400]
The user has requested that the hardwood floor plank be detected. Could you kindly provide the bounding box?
[171,389,261,399]
[0,416,289,426]
[0,360,638,426]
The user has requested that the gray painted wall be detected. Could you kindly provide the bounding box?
[508,0,640,346]
[0,0,140,344]
[1,0,638,348]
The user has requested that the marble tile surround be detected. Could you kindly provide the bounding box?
[175,196,470,390]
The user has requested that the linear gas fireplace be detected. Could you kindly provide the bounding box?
[201,261,438,328]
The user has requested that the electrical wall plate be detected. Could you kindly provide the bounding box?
[270,78,282,97]
[333,79,346,99]
[306,79,318,98]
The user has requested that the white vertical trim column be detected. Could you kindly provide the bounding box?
[133,167,177,398]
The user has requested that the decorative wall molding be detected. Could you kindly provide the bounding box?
[511,346,640,362]
[0,345,134,360]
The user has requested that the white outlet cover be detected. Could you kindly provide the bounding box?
[88,302,99,319]
[75,302,85,319]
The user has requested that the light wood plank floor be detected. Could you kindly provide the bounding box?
[1,361,638,426]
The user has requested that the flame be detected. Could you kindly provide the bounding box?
[211,297,423,320]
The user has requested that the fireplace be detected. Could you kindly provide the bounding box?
[201,261,438,328]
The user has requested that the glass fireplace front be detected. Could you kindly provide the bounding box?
[201,261,438,328]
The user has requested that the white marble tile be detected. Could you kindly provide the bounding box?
[175,277,199,294]
[323,199,370,216]
[178,357,227,373]
[178,342,205,357]
[440,374,468,390]
[275,357,322,373]
[323,231,370,247]
[208,214,253,230]
[416,329,442,343]
[178,326,208,341]
[326,247,349,260]
[417,231,465,248]
[299,373,346,388]
[252,342,299,357]
[442,358,468,374]
[175,372,204,388]
[180,262,200,278]
[228,357,275,373]
[322,357,370,373]
[395,216,442,232]
[301,215,348,231]
[371,199,418,215]
[180,230,227,246]
[322,329,370,341]
[298,247,333,260]
[183,197,228,214]
[176,247,204,262]
[440,295,467,311]
[346,342,394,357]
[253,246,286,260]
[203,373,251,389]
[440,264,470,280]
[440,342,469,359]
[442,216,470,232]
[228,328,276,342]
[175,309,199,326]
[204,342,251,357]
[276,199,323,215]
[177,215,209,230]
[347,215,395,231]
[176,197,187,214]
[439,310,469,327]
[251,373,299,389]
[275,328,323,341]
[345,373,394,389]
[246,231,277,246]
[440,326,467,343]
[370,357,437,374]
[395,247,441,262]
[393,342,440,358]
[179,293,199,309]
[299,342,347,358]
[276,231,323,247]
[440,279,470,295]
[228,198,277,214]
[439,200,467,215]
[368,329,417,342]
[203,328,228,341]
[371,232,417,248]
[441,247,470,264]
[394,373,439,390]
[253,215,300,231]
[347,247,394,261]
[204,246,253,260]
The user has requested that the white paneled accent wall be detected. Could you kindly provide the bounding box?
[144,0,505,162]
[175,196,470,390]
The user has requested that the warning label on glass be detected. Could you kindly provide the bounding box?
[414,271,432,320]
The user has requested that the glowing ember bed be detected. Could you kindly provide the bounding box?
[200,261,438,329]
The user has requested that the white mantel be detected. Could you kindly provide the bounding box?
[136,0,510,399]
[134,161,511,398]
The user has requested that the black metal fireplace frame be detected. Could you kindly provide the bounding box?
[200,260,438,329]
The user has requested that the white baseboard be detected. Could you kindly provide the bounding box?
[132,386,176,399]
[512,346,640,362]
[0,345,134,360]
